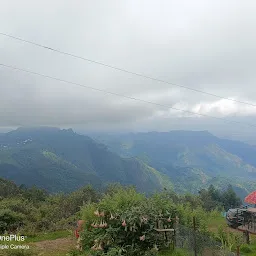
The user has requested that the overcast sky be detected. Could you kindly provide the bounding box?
[1,0,256,141]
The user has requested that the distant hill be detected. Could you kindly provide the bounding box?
[92,131,256,197]
[0,127,171,193]
[1,128,254,198]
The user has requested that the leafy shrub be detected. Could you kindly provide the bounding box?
[0,209,24,233]
[240,244,252,253]
[80,187,164,255]
[80,187,208,256]
[214,226,243,252]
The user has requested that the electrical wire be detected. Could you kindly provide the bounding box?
[1,63,256,128]
[1,32,256,107]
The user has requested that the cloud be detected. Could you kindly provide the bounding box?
[191,99,256,117]
[0,0,256,140]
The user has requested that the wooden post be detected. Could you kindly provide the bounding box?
[245,230,250,245]
[174,216,179,248]
[236,245,240,256]
[193,216,197,256]
[164,223,167,243]
[253,215,256,232]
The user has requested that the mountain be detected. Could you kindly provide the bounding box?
[91,131,256,197]
[1,128,255,198]
[0,127,172,193]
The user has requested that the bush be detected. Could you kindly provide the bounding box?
[81,187,169,255]
[80,187,208,256]
[214,226,244,252]
[240,244,252,253]
[0,209,24,233]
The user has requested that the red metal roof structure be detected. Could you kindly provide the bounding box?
[245,191,256,205]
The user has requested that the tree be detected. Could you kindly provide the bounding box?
[0,209,24,233]
[221,185,241,210]
[208,185,221,202]
[198,188,220,211]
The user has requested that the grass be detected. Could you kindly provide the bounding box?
[1,230,71,244]
[207,214,226,233]
[207,213,256,256]
[159,249,189,256]
[1,230,73,256]
[25,230,71,242]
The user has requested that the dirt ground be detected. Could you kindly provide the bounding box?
[33,237,76,256]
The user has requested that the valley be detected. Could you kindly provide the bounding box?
[0,128,255,198]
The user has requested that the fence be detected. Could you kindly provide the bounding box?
[175,223,236,256]
[153,216,243,256]
[174,218,243,256]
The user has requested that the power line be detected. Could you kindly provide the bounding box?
[1,32,256,108]
[1,63,256,128]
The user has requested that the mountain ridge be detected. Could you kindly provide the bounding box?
[0,127,171,193]
[91,130,256,197]
[1,128,255,198]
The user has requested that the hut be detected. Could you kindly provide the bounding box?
[237,191,256,235]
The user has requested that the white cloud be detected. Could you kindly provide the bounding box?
[191,99,256,117]
[0,0,256,139]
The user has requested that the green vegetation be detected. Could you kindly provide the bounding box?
[94,131,256,198]
[25,230,71,243]
[0,178,99,235]
[0,128,171,194]
[199,184,241,211]
[1,127,256,255]
[1,178,256,255]
[78,185,247,256]
[0,128,256,197]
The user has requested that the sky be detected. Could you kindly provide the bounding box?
[1,0,256,142]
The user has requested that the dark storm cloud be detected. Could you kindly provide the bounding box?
[1,0,256,138]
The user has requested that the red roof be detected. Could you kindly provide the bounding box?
[245,191,256,204]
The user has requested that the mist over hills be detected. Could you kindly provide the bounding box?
[0,127,171,193]
[92,130,256,197]
[0,127,255,198]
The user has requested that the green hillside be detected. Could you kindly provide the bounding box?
[0,127,171,193]
[1,128,255,197]
[92,131,256,197]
